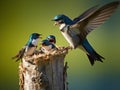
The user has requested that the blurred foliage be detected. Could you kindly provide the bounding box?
[0,0,120,90]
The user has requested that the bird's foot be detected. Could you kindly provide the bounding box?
[67,46,73,50]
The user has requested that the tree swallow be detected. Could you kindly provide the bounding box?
[12,33,41,61]
[46,35,56,44]
[40,39,57,53]
[52,1,119,65]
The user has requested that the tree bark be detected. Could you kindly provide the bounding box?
[19,47,69,90]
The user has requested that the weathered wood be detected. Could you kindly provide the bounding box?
[19,47,69,90]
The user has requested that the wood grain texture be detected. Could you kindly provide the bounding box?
[19,47,69,90]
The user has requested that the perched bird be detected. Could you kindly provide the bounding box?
[40,39,56,53]
[12,33,41,61]
[46,35,56,44]
[52,1,119,65]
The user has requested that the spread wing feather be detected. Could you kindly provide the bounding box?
[73,4,99,23]
[70,1,119,40]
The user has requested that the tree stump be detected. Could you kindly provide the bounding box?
[19,47,69,90]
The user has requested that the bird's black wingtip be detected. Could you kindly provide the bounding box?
[86,54,95,66]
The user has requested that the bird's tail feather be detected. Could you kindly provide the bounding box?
[80,39,105,65]
[12,48,25,62]
[87,51,104,65]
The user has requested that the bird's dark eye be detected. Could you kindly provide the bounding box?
[49,39,54,42]
[42,43,46,46]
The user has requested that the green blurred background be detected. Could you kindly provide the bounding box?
[0,0,120,90]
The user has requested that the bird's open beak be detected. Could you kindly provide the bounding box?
[54,21,58,26]
[54,21,61,26]
[39,34,42,39]
[40,36,42,39]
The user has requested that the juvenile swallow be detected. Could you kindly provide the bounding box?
[12,33,41,61]
[46,35,56,44]
[40,39,56,53]
[52,1,119,65]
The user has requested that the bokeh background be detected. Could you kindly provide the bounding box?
[0,0,120,90]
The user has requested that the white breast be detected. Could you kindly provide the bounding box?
[60,24,77,49]
[32,39,39,46]
[25,47,36,56]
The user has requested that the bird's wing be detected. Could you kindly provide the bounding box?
[12,46,26,61]
[70,1,119,40]
[73,4,99,23]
